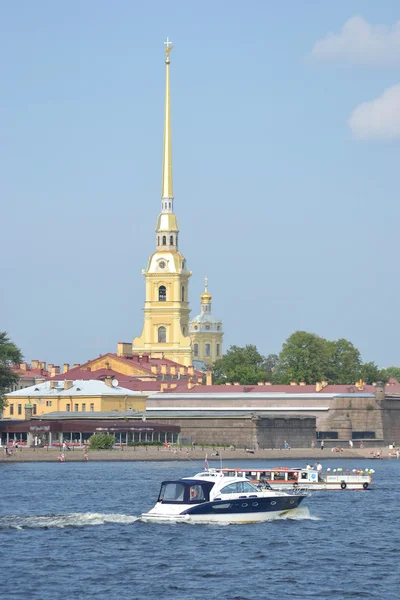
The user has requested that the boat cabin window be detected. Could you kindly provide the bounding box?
[159,483,185,502]
[273,471,287,481]
[300,472,309,481]
[220,481,257,494]
[189,485,205,502]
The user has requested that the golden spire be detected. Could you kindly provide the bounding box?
[161,37,173,200]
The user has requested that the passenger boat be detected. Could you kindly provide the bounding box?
[215,467,374,491]
[141,469,308,524]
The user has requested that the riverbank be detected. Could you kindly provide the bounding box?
[0,446,398,462]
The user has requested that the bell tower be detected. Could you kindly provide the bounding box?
[133,39,193,366]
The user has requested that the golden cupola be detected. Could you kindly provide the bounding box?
[200,278,212,305]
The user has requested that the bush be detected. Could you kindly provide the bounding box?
[88,433,115,450]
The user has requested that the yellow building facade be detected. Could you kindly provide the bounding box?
[4,379,147,419]
[133,40,193,366]
[189,278,224,366]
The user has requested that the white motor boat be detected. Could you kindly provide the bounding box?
[141,469,308,524]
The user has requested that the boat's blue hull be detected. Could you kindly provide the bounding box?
[182,494,305,516]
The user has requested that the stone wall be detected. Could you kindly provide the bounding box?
[317,395,384,441]
[148,415,316,448]
[381,398,400,444]
[256,417,315,449]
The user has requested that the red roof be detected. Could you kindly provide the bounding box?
[66,353,203,377]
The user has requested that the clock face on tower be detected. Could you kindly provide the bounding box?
[159,261,166,269]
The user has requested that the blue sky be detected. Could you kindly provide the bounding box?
[2,1,400,368]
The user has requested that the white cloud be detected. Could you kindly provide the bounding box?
[348,84,400,140]
[312,15,400,65]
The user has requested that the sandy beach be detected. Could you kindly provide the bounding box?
[0,445,397,462]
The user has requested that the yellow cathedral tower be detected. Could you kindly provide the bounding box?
[133,39,193,366]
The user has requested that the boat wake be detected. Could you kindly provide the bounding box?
[276,506,321,521]
[0,513,139,530]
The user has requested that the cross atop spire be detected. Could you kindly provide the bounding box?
[164,37,173,60]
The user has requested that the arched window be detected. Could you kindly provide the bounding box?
[169,202,171,209]
[170,235,174,246]
[182,326,186,335]
[162,236,166,245]
[157,236,160,246]
[205,343,211,357]
[158,326,166,343]
[216,344,220,357]
[194,344,199,357]
[181,286,185,301]
[158,286,166,301]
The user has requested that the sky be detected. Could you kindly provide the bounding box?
[2,1,400,368]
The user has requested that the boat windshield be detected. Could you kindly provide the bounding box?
[220,481,258,494]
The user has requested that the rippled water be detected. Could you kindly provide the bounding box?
[1,458,399,600]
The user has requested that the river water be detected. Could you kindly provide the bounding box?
[1,458,399,600]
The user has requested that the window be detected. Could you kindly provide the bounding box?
[221,481,256,494]
[205,324,210,330]
[90,403,94,412]
[170,235,174,245]
[194,344,199,357]
[9,404,14,415]
[33,404,37,415]
[157,236,160,246]
[205,344,211,357]
[181,286,185,301]
[352,431,376,439]
[66,404,71,412]
[189,485,205,502]
[74,404,79,412]
[216,344,220,357]
[158,326,166,343]
[162,235,166,245]
[169,202,171,209]
[46,400,52,407]
[182,326,186,335]
[159,483,185,502]
[18,404,22,415]
[158,286,166,301]
[82,403,86,412]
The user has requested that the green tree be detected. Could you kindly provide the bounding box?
[274,331,330,384]
[326,338,362,384]
[361,362,389,385]
[262,353,279,381]
[0,332,23,410]
[212,345,267,385]
[382,366,400,382]
[88,433,115,450]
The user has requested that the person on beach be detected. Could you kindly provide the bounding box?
[349,439,353,448]
[320,440,324,450]
[58,453,65,462]
[83,446,88,461]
